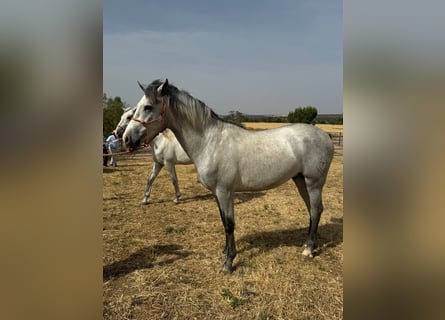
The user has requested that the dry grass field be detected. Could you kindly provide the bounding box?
[243,122,343,134]
[103,123,343,319]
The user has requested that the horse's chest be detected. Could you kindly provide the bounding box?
[193,162,219,191]
[195,169,215,190]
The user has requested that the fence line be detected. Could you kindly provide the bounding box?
[328,131,343,157]
[119,148,152,160]
[329,132,343,146]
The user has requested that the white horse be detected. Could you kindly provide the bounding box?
[123,79,334,273]
[114,107,192,204]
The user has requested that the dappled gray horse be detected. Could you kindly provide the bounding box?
[114,108,192,204]
[123,79,334,273]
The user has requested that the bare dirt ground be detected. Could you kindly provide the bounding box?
[103,123,343,319]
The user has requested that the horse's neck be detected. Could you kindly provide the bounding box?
[165,111,216,163]
[169,125,205,161]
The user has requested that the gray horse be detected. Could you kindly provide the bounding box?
[123,79,334,273]
[114,108,192,204]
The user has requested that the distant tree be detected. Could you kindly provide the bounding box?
[226,110,247,124]
[102,93,107,108]
[103,95,125,136]
[288,106,318,124]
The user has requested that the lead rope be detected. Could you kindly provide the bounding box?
[103,144,150,157]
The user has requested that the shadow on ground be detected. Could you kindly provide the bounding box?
[237,221,343,260]
[103,167,135,173]
[103,244,191,281]
[235,192,267,204]
[147,191,266,205]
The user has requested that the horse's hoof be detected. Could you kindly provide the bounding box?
[220,265,233,274]
[141,200,149,205]
[302,247,314,258]
[173,199,180,204]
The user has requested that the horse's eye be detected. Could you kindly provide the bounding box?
[127,116,132,120]
[144,105,153,112]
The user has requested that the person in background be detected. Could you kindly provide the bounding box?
[106,132,120,167]
[103,138,109,167]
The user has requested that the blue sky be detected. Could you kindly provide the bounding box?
[104,0,342,115]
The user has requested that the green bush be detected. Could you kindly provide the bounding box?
[288,106,318,124]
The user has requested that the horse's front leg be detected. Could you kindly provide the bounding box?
[141,161,163,204]
[165,162,181,204]
[215,196,228,257]
[215,188,236,274]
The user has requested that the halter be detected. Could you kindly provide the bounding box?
[131,99,168,145]
[113,125,125,136]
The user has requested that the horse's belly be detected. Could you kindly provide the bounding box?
[174,152,192,164]
[235,163,299,191]
[230,145,300,191]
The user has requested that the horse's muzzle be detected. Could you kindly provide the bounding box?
[124,134,140,152]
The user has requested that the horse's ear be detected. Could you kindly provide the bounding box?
[137,81,145,93]
[157,78,169,96]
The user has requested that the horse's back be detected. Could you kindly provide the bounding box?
[283,124,334,179]
[285,124,333,152]
[219,123,333,191]
[246,123,333,158]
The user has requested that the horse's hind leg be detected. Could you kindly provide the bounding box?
[141,161,163,204]
[294,175,324,258]
[165,163,181,203]
[293,174,311,213]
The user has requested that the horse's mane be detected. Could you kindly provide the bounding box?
[145,79,245,129]
[123,106,136,112]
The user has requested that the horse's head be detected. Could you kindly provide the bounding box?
[123,79,170,150]
[113,107,135,138]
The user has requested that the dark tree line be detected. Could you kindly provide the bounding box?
[221,106,342,125]
[103,93,128,136]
